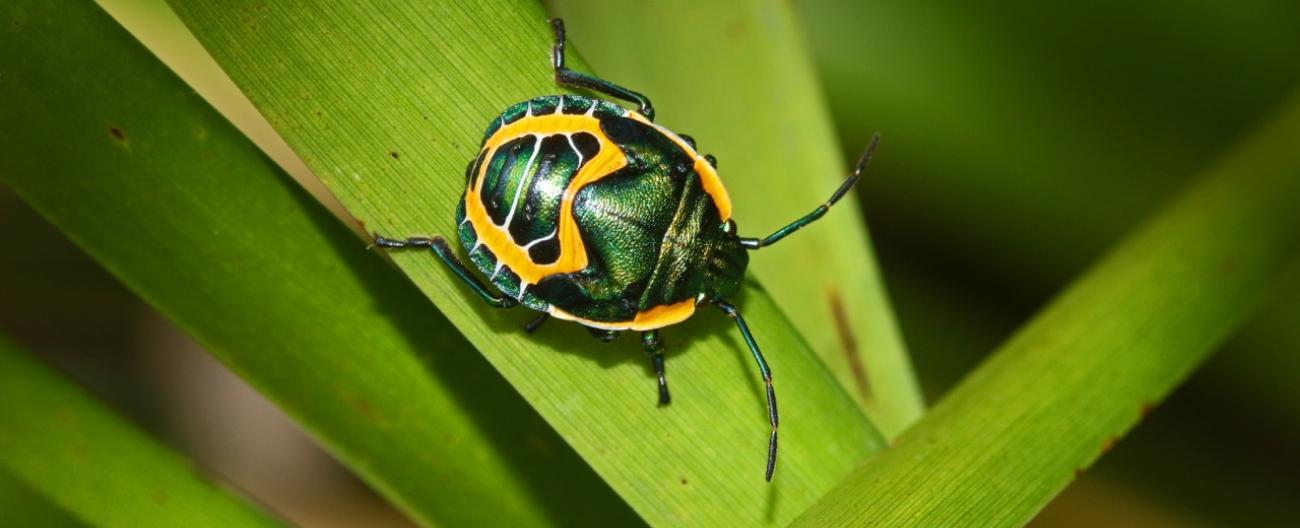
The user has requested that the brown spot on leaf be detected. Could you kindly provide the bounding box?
[1100,437,1117,455]
[109,127,125,141]
[828,289,873,404]
[351,397,379,421]
[679,477,689,486]
[1140,401,1156,418]
[724,19,746,40]
[389,151,400,160]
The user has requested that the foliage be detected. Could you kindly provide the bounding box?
[0,338,281,527]
[1,0,1297,526]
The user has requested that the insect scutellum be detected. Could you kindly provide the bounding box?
[372,18,879,483]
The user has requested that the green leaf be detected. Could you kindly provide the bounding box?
[0,338,281,528]
[799,0,1300,431]
[0,2,634,526]
[547,0,923,437]
[167,1,885,525]
[792,93,1300,526]
[0,472,85,528]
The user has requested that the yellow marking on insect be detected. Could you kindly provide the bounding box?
[548,298,697,331]
[626,112,733,221]
[464,112,627,285]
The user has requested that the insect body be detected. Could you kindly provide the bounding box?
[373,19,878,482]
[458,93,736,330]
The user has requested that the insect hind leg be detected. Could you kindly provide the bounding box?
[523,312,550,333]
[642,331,670,405]
[371,234,517,309]
[586,327,619,343]
[715,300,778,482]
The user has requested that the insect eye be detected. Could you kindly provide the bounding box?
[723,219,737,234]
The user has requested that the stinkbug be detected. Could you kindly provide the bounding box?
[374,19,878,481]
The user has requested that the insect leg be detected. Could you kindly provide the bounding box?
[642,331,670,405]
[739,133,879,250]
[586,327,619,343]
[523,313,550,333]
[371,234,517,309]
[550,18,656,121]
[714,300,778,482]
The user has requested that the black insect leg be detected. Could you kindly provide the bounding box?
[642,331,670,405]
[371,234,517,309]
[715,300,778,482]
[586,327,619,343]
[523,313,550,333]
[550,18,656,121]
[740,133,879,250]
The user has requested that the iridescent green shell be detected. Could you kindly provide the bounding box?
[455,95,746,330]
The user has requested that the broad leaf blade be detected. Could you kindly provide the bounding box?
[549,0,923,437]
[167,1,885,525]
[0,2,634,526]
[0,338,282,528]
[793,93,1300,527]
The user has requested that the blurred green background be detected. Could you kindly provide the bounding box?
[798,1,1300,525]
[2,0,1297,526]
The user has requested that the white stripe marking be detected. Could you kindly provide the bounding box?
[523,229,557,249]
[500,135,542,229]
[565,133,585,169]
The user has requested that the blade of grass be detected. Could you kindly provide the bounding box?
[0,338,282,528]
[167,1,885,525]
[793,92,1300,526]
[0,2,636,526]
[800,2,1300,485]
[547,0,923,437]
[800,0,1300,437]
[92,0,355,228]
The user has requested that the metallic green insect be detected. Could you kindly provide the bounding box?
[374,19,878,481]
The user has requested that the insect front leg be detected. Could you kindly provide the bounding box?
[549,18,656,120]
[740,133,879,250]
